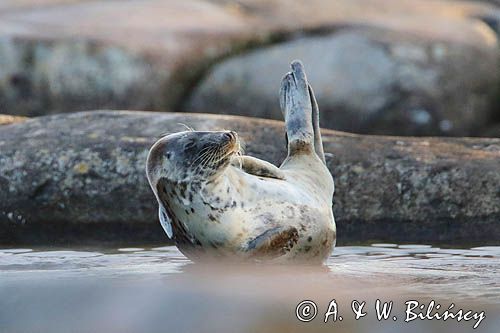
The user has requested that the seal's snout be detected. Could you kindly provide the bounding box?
[221,131,240,156]
[223,131,237,143]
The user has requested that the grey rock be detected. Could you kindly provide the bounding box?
[0,0,251,116]
[0,111,498,245]
[186,29,500,136]
[0,0,498,135]
[0,38,169,116]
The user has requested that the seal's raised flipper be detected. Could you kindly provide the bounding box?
[231,155,285,180]
[309,84,326,164]
[245,226,299,259]
[280,60,315,156]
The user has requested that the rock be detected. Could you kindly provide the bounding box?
[481,123,500,137]
[186,28,500,136]
[0,114,27,125]
[0,111,498,244]
[0,0,498,137]
[0,38,171,116]
[0,0,251,116]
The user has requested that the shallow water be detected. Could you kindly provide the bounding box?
[1,244,499,333]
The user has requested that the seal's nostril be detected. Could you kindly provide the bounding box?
[223,132,233,141]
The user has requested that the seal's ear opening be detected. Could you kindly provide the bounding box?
[158,203,173,238]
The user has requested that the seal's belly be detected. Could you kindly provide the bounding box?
[172,197,336,263]
[167,167,335,262]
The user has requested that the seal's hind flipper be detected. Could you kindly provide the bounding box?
[245,226,299,259]
[279,60,315,156]
[231,155,285,180]
[309,84,326,164]
[158,204,173,238]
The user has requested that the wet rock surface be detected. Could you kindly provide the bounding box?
[0,0,499,136]
[0,111,498,244]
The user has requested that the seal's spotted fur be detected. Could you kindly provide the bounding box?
[147,61,336,263]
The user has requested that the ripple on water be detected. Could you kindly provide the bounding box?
[17,251,103,258]
[398,244,432,249]
[0,248,33,254]
[117,248,145,252]
[370,243,398,248]
[0,245,498,303]
[151,246,175,251]
[471,246,500,256]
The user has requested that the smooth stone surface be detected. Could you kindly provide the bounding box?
[186,28,499,136]
[0,111,499,244]
[0,0,251,116]
[1,0,499,137]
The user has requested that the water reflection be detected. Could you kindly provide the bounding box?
[1,245,499,333]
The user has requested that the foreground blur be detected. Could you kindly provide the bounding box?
[1,245,499,333]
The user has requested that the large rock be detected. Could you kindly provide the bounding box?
[0,0,499,137]
[0,0,251,116]
[186,27,500,136]
[0,111,498,244]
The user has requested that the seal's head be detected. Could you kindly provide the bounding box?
[146,130,240,242]
[147,130,240,186]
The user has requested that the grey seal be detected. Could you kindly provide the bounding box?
[146,61,335,263]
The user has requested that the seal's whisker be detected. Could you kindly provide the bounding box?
[205,147,225,167]
[191,153,210,166]
[194,151,216,168]
[197,145,222,168]
[159,131,172,138]
[177,123,195,131]
[233,154,243,170]
[191,145,218,165]
[200,155,214,168]
[238,138,246,154]
[192,147,212,162]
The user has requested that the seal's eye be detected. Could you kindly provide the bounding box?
[166,152,172,159]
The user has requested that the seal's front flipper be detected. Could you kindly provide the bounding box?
[309,84,326,164]
[158,203,173,238]
[279,60,315,156]
[231,155,285,180]
[245,226,299,259]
